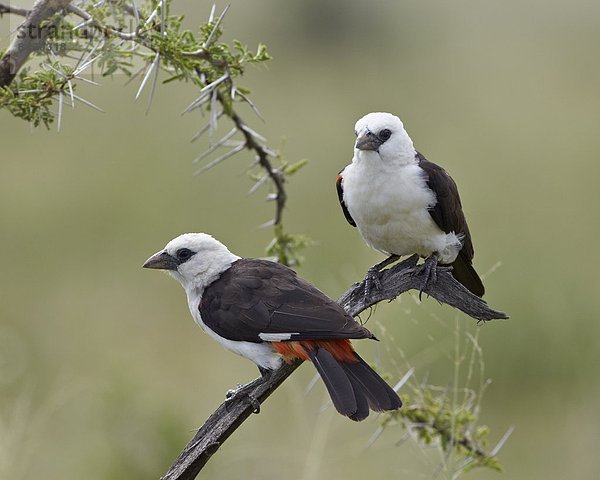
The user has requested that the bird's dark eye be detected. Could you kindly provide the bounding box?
[379,129,392,141]
[176,248,193,261]
[354,130,358,137]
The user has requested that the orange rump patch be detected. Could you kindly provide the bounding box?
[273,339,357,364]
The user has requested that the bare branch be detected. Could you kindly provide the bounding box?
[161,259,507,480]
[0,3,31,16]
[0,0,74,87]
[161,361,301,480]
[337,255,508,322]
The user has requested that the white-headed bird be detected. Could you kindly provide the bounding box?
[144,233,401,421]
[336,112,484,297]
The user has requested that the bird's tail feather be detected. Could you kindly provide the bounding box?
[341,353,402,412]
[307,347,401,421]
[307,347,359,418]
[344,369,370,421]
[451,252,485,297]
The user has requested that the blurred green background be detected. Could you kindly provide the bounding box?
[1,1,599,478]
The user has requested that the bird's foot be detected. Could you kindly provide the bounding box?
[225,382,261,414]
[363,266,383,297]
[224,368,271,413]
[415,255,439,301]
[361,255,401,297]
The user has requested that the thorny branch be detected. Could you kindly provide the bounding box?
[1,1,287,242]
[0,0,73,87]
[0,0,138,19]
[187,35,287,232]
[160,258,507,480]
[219,91,287,226]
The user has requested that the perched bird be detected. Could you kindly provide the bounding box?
[336,112,485,297]
[143,233,401,421]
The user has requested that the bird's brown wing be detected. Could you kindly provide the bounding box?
[417,152,484,296]
[416,151,474,260]
[199,259,373,343]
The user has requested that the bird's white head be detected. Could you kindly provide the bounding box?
[353,112,416,166]
[143,233,240,292]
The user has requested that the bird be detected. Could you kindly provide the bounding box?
[336,112,485,297]
[143,233,402,421]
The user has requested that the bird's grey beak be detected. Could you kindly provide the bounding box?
[355,131,382,151]
[143,251,178,270]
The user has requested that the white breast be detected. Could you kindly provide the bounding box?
[342,159,462,263]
